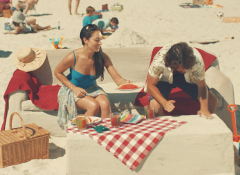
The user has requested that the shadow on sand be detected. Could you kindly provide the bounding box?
[29,13,52,17]
[49,143,65,159]
[0,50,12,58]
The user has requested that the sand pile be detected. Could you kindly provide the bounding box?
[102,28,147,47]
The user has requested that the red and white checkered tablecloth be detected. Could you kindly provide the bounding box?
[66,117,187,170]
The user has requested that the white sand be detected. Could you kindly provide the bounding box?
[0,0,240,174]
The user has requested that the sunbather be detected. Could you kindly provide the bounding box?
[146,42,218,119]
[5,11,50,34]
[54,24,131,119]
[0,0,11,17]
[15,0,38,14]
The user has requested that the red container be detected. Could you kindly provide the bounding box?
[102,4,108,10]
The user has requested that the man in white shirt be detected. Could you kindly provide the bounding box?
[147,42,218,119]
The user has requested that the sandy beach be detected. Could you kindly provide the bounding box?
[0,0,240,174]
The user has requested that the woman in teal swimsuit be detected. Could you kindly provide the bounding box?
[55,24,131,121]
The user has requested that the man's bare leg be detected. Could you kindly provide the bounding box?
[68,0,72,15]
[74,0,80,15]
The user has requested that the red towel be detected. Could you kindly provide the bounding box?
[134,47,217,115]
[1,69,61,131]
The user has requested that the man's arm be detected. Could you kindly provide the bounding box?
[147,73,175,112]
[196,79,213,119]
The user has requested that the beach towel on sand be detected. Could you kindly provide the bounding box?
[134,47,217,116]
[1,69,60,130]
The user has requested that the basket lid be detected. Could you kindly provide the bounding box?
[0,123,50,145]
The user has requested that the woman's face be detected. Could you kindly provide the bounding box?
[85,30,102,52]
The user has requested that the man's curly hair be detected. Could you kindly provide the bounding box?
[164,42,196,70]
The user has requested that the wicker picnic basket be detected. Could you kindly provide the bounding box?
[0,112,50,168]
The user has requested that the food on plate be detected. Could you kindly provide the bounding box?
[117,83,139,90]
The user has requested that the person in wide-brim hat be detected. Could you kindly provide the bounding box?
[14,47,46,72]
[5,10,51,34]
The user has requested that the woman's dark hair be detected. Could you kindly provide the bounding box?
[164,42,196,70]
[13,21,20,27]
[80,24,105,81]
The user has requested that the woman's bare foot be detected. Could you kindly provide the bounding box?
[74,12,80,15]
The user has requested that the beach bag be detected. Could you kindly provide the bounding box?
[4,22,13,30]
[111,3,123,11]
[0,112,50,168]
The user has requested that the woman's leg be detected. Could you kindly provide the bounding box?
[68,0,72,15]
[26,18,36,25]
[94,95,111,118]
[75,96,100,116]
[31,24,51,30]
[74,0,80,15]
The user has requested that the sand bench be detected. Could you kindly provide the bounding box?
[5,47,235,137]
[66,114,234,175]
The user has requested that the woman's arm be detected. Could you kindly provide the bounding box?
[5,27,22,34]
[103,52,131,86]
[54,52,86,97]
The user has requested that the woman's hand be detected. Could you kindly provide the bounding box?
[72,87,86,98]
[118,79,132,86]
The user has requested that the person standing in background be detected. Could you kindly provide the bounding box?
[68,0,80,15]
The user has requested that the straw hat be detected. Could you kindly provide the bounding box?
[12,11,25,23]
[14,47,47,72]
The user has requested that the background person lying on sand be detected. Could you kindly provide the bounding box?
[5,11,50,34]
[54,24,131,121]
[15,0,38,14]
[92,17,119,33]
[147,42,218,119]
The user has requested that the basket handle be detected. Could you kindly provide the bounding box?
[9,112,27,140]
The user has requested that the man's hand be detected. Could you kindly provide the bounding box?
[197,109,214,119]
[163,100,175,112]
[72,87,86,98]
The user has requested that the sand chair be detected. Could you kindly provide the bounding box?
[27,3,37,16]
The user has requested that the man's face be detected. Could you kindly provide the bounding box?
[110,21,116,26]
[176,64,186,73]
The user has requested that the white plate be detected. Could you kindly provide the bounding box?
[116,87,142,91]
[70,116,102,126]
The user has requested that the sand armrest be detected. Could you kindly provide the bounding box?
[5,89,28,129]
[206,66,234,106]
[205,66,235,131]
